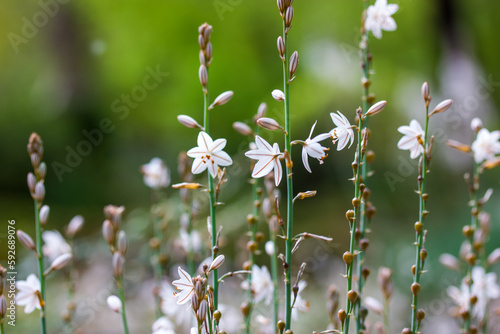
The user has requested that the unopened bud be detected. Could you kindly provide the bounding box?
[50,253,73,271]
[338,309,346,323]
[402,328,411,334]
[0,295,6,317]
[289,51,299,76]
[39,205,50,227]
[347,290,358,303]
[209,255,225,272]
[27,173,37,194]
[488,248,500,265]
[178,115,202,129]
[277,36,285,58]
[17,230,36,251]
[345,209,355,222]
[102,220,115,246]
[277,320,286,330]
[66,215,84,239]
[272,89,285,102]
[277,0,286,14]
[471,117,483,133]
[285,6,294,27]
[112,252,125,276]
[417,309,425,322]
[366,100,387,116]
[199,65,208,87]
[421,82,430,102]
[106,295,122,313]
[430,99,453,116]
[209,91,234,109]
[233,122,253,136]
[439,253,460,271]
[257,117,283,131]
[35,182,45,202]
[38,162,47,180]
[117,231,127,255]
[197,299,207,322]
[257,102,267,119]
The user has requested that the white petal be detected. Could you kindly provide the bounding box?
[254,136,273,152]
[307,121,318,140]
[302,147,312,173]
[197,131,213,151]
[397,136,416,150]
[311,132,331,143]
[191,157,207,175]
[305,142,326,159]
[252,157,276,178]
[175,287,193,305]
[207,160,218,178]
[386,4,399,15]
[273,159,283,186]
[212,151,233,166]
[210,138,227,152]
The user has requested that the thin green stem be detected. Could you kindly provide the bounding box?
[34,199,47,334]
[410,106,430,333]
[117,275,130,334]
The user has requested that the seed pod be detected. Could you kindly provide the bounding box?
[289,51,299,76]
[277,36,285,58]
[178,115,201,129]
[338,309,346,323]
[39,205,50,227]
[416,309,425,322]
[411,282,421,296]
[343,251,354,265]
[199,65,208,87]
[17,230,36,251]
[347,290,358,303]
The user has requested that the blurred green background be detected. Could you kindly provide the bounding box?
[1,0,500,333]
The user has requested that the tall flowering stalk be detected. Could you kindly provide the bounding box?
[397,83,453,334]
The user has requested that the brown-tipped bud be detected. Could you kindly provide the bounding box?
[50,253,73,271]
[430,99,453,116]
[271,89,285,102]
[289,51,299,76]
[242,260,252,271]
[347,290,358,303]
[214,309,222,322]
[277,320,286,330]
[338,309,346,323]
[402,328,412,334]
[233,122,253,136]
[117,231,127,255]
[343,251,354,265]
[66,215,84,239]
[39,205,50,227]
[209,255,225,272]
[27,172,37,194]
[470,295,478,306]
[17,230,36,251]
[466,253,477,266]
[102,220,115,246]
[247,241,258,253]
[255,232,265,243]
[411,282,421,296]
[360,238,370,251]
[352,197,361,208]
[178,115,202,129]
[38,162,47,180]
[35,182,45,202]
[285,6,294,27]
[0,295,6,318]
[415,222,423,233]
[420,248,428,262]
[366,150,375,164]
[240,300,250,317]
[362,266,371,280]
[462,225,474,238]
[345,209,355,222]
[210,91,234,109]
[257,117,283,131]
[488,248,500,265]
[417,309,425,322]
[277,36,285,58]
[366,100,387,116]
[199,65,208,87]
[112,252,125,276]
[247,214,257,225]
[471,118,483,133]
[421,82,430,103]
[257,102,267,119]
[197,299,207,322]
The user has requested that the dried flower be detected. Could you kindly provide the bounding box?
[241,265,274,305]
[299,121,330,173]
[107,295,122,313]
[365,0,399,39]
[245,136,283,186]
[330,111,355,151]
[187,131,233,178]
[141,158,170,189]
[397,120,425,159]
[471,128,500,163]
[172,267,195,305]
[16,274,41,314]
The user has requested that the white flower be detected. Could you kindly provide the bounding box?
[447,266,500,321]
[172,267,194,305]
[152,317,175,334]
[241,265,274,305]
[471,128,500,163]
[330,111,355,151]
[42,230,71,262]
[179,229,202,254]
[187,131,233,178]
[141,157,170,188]
[292,280,310,320]
[16,274,41,314]
[397,119,425,159]
[106,295,122,313]
[300,121,330,173]
[245,136,283,186]
[365,0,399,39]
[158,282,192,327]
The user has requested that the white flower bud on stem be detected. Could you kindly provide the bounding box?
[27,173,36,194]
[49,253,72,272]
[209,91,234,110]
[17,230,36,251]
[365,100,387,116]
[178,115,202,129]
[199,65,208,88]
[35,182,45,202]
[271,89,285,101]
[233,122,253,136]
[117,231,127,256]
[429,99,453,116]
[277,36,285,59]
[107,295,122,313]
[289,51,299,77]
[112,252,125,277]
[209,255,225,272]
[257,117,284,132]
[471,117,483,133]
[39,205,50,227]
[257,102,267,119]
[66,215,84,239]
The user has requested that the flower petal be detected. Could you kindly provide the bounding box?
[273,159,283,186]
[212,151,233,166]
[197,131,213,151]
[302,147,312,173]
[191,157,207,175]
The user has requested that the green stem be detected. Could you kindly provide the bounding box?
[282,19,294,331]
[1,321,4,334]
[410,106,430,333]
[117,275,130,334]
[34,199,47,334]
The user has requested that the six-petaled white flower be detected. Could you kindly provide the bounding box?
[241,265,274,305]
[397,119,425,159]
[365,0,399,39]
[245,136,283,186]
[16,274,41,314]
[187,132,233,178]
[299,121,330,173]
[141,157,170,189]
[330,111,355,151]
[158,282,192,327]
[42,230,71,262]
[172,267,194,305]
[471,128,500,164]
[152,317,175,334]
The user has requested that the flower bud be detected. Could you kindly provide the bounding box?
[102,220,115,246]
[257,117,283,131]
[38,162,47,180]
[66,215,84,239]
[17,230,35,251]
[197,299,207,322]
[112,252,125,276]
[39,205,50,227]
[439,253,460,271]
[117,231,127,255]
[277,0,286,14]
[209,255,225,272]
[347,290,358,303]
[199,65,208,87]
[421,82,430,102]
[430,99,453,116]
[338,309,346,323]
[205,42,213,61]
[233,122,253,136]
[289,51,299,76]
[285,6,294,27]
[178,115,201,129]
[488,248,500,265]
[471,117,483,133]
[0,295,6,317]
[265,241,275,256]
[364,296,383,315]
[411,282,421,296]
[209,91,234,109]
[366,100,387,116]
[50,253,72,271]
[106,295,122,313]
[35,182,45,202]
[27,172,37,194]
[272,89,285,101]
[343,251,353,265]
[277,36,285,58]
